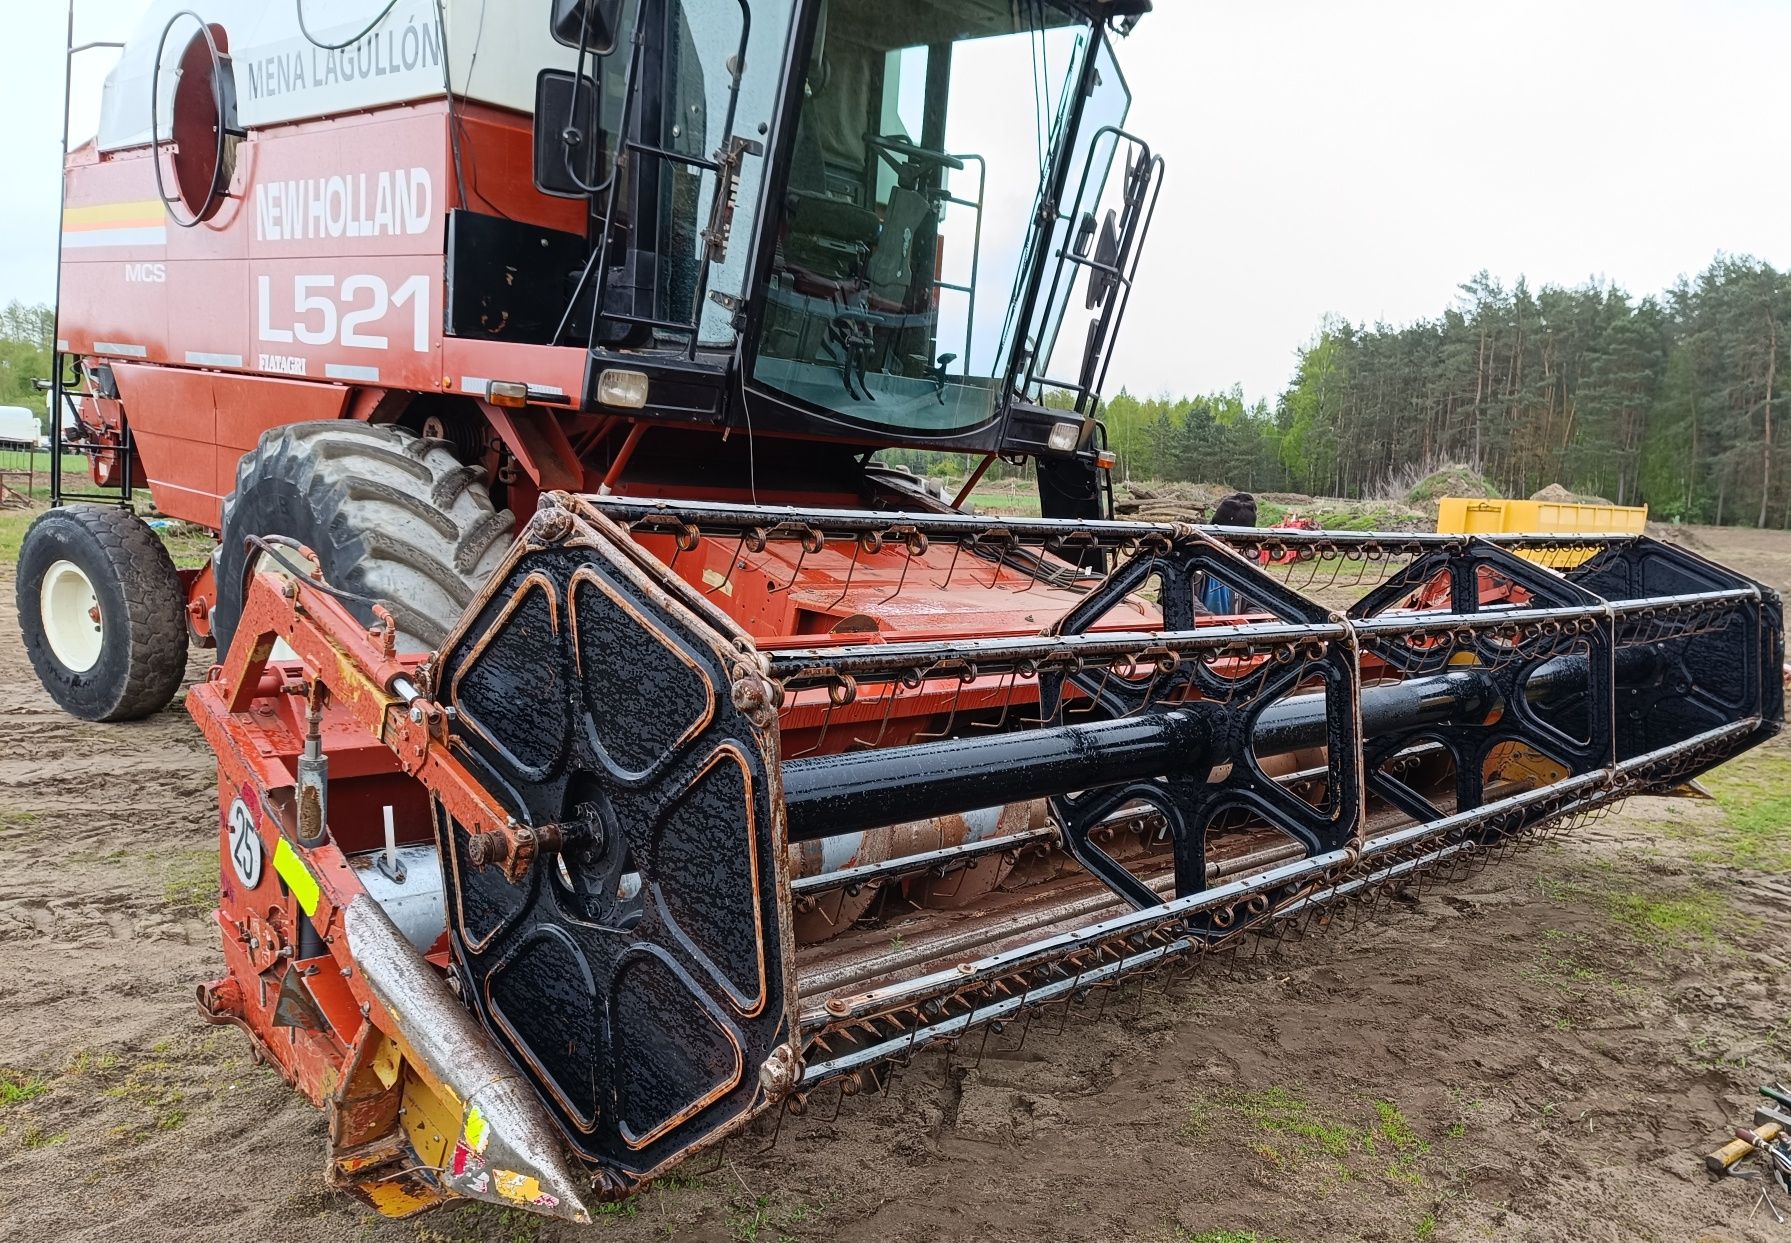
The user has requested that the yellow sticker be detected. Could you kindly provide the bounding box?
[273,837,322,917]
[464,1105,490,1154]
[494,1170,541,1204]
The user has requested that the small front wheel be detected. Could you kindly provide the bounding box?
[17,506,189,721]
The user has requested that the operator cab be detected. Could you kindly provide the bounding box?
[532,0,1158,501]
[753,0,1011,433]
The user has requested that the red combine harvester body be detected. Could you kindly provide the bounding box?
[61,98,584,527]
[18,0,1783,1223]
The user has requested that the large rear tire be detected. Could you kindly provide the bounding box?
[213,422,514,657]
[17,506,189,721]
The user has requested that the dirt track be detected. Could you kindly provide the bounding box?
[4,524,1791,1242]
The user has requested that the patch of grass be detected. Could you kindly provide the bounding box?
[1692,750,1791,872]
[66,1050,123,1077]
[1688,1033,1759,1074]
[1538,868,1734,954]
[158,527,215,569]
[1179,1232,1295,1243]
[1415,1213,1438,1239]
[161,847,217,915]
[0,509,30,564]
[651,1171,710,1193]
[968,487,1042,518]
[1182,1095,1217,1139]
[86,1048,192,1140]
[0,1069,50,1108]
[1602,889,1725,947]
[1523,930,1616,993]
[1370,1100,1430,1184]
[1234,1086,1357,1159]
[728,1197,774,1243]
[725,1194,822,1243]
[0,499,214,571]
[1192,1088,1437,1194]
[1525,931,1647,1038]
[20,1124,67,1149]
[1300,501,1428,532]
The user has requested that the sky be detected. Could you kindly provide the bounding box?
[6,0,1791,405]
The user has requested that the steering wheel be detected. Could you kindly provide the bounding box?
[866,134,966,173]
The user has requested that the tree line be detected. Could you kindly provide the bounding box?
[1103,255,1791,525]
[0,301,52,417]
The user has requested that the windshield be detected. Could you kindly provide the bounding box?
[750,0,1097,436]
[1011,36,1133,397]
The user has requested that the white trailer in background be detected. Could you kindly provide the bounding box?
[0,406,42,451]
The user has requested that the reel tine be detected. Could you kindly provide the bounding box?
[701,532,751,599]
[849,678,905,751]
[759,1094,791,1153]
[933,537,967,590]
[878,536,917,605]
[914,672,972,742]
[822,1078,848,1123]
[827,537,867,609]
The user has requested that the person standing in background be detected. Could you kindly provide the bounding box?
[1201,492,1258,615]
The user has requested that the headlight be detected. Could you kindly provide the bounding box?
[597,369,651,409]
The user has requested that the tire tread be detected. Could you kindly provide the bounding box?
[215,422,513,652]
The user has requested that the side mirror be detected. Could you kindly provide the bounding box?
[551,0,623,51]
[1085,209,1121,310]
[534,70,600,198]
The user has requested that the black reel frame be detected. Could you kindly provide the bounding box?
[1350,539,1616,833]
[1040,531,1363,912]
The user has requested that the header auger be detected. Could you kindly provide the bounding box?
[18,0,1784,1223]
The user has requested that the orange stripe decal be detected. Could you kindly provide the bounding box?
[62,200,167,231]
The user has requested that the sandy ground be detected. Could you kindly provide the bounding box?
[2,523,1790,1243]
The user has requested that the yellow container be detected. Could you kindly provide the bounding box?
[1434,497,1647,538]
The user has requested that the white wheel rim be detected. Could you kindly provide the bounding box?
[41,559,105,673]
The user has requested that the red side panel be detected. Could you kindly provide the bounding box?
[452,109,587,231]
[59,97,594,515]
[108,363,351,528]
[61,106,453,387]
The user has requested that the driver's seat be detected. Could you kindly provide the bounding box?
[779,115,882,298]
[866,185,936,308]
[783,194,881,297]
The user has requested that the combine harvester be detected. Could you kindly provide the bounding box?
[19,0,1783,1222]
